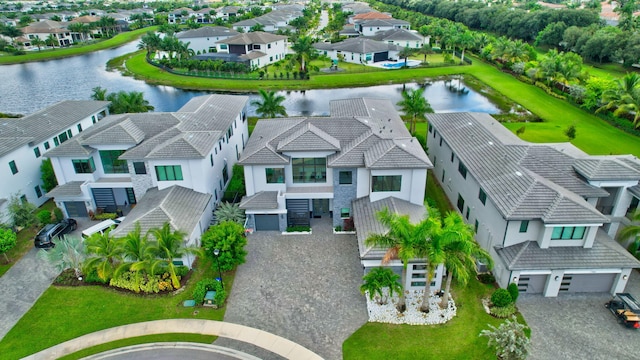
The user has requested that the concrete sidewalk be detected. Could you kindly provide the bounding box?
[0,247,58,340]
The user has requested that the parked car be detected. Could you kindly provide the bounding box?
[34,218,77,249]
[605,293,640,329]
[81,217,125,238]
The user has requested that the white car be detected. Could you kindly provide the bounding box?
[81,217,125,238]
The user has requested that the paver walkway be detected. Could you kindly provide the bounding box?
[0,247,58,340]
[518,271,640,360]
[216,218,368,360]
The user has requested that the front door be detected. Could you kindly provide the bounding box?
[312,199,329,217]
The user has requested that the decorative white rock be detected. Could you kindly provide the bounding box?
[364,288,457,325]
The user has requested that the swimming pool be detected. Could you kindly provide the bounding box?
[382,60,420,68]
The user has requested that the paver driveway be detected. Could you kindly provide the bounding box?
[518,271,640,360]
[215,219,368,360]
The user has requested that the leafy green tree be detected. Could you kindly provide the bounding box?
[365,207,429,312]
[0,228,17,263]
[149,222,200,289]
[7,193,36,229]
[360,267,402,305]
[107,91,155,114]
[480,316,530,360]
[0,25,22,43]
[535,21,567,48]
[40,158,58,192]
[397,87,433,135]
[251,89,287,118]
[438,212,493,308]
[249,23,265,32]
[37,210,52,225]
[416,43,433,63]
[84,229,122,281]
[214,202,245,224]
[202,221,247,271]
[38,236,85,278]
[456,30,474,63]
[564,124,576,140]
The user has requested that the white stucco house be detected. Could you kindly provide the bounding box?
[215,31,288,69]
[22,20,74,46]
[0,100,110,223]
[238,98,442,290]
[176,26,240,54]
[427,112,640,297]
[367,28,426,49]
[314,37,400,65]
[45,95,249,267]
[354,18,410,36]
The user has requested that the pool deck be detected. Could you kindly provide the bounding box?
[369,60,421,69]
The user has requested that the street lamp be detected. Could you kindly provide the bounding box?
[213,248,224,289]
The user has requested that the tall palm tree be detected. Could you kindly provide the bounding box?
[45,33,58,48]
[416,43,433,64]
[397,87,433,135]
[31,37,45,51]
[1,25,23,45]
[438,213,493,308]
[398,47,414,67]
[149,222,200,289]
[138,31,162,59]
[291,35,317,73]
[456,30,475,64]
[84,229,122,281]
[251,89,287,118]
[364,207,429,312]
[107,91,154,114]
[91,86,107,101]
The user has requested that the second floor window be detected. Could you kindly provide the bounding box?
[458,161,467,179]
[99,150,128,174]
[222,160,229,184]
[9,160,18,175]
[266,168,284,183]
[339,171,352,185]
[133,162,146,175]
[72,158,96,174]
[155,165,183,181]
[372,175,401,192]
[479,188,487,205]
[551,226,586,240]
[292,158,326,183]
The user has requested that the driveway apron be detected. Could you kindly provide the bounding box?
[518,271,640,360]
[216,219,368,360]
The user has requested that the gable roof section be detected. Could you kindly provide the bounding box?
[176,26,239,39]
[145,131,220,159]
[364,138,430,169]
[427,112,615,223]
[45,181,84,198]
[573,157,640,181]
[367,28,423,42]
[219,31,287,45]
[277,123,340,152]
[313,37,399,54]
[111,186,211,238]
[81,118,145,146]
[239,191,279,210]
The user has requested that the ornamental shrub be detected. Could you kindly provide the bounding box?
[53,207,64,222]
[193,278,226,307]
[478,273,496,284]
[491,288,513,308]
[507,283,519,303]
[109,271,165,293]
[37,210,52,225]
[490,303,517,318]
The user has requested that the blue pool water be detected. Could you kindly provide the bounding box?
[383,61,419,68]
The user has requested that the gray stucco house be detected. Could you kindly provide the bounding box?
[427,112,640,297]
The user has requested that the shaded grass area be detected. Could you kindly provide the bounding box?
[0,199,57,277]
[343,280,512,360]
[59,334,215,360]
[0,257,234,359]
[0,27,156,64]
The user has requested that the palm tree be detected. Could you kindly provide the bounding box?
[119,222,154,269]
[31,37,46,51]
[251,89,287,118]
[84,229,122,281]
[438,213,493,308]
[364,207,429,312]
[138,31,161,59]
[398,47,414,67]
[214,202,246,224]
[397,87,433,135]
[1,25,23,45]
[416,43,433,64]
[291,35,317,73]
[38,236,86,278]
[45,33,58,48]
[456,30,474,64]
[599,73,640,115]
[149,222,200,289]
[107,91,155,114]
[360,267,403,305]
[91,86,107,101]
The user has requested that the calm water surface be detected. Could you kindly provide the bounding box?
[0,42,499,116]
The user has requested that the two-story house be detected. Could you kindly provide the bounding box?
[45,95,249,266]
[0,100,110,222]
[355,19,410,37]
[215,31,288,69]
[239,98,442,290]
[427,112,640,297]
[176,26,240,54]
[366,28,427,50]
[22,20,74,46]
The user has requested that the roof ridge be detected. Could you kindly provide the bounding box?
[508,241,530,269]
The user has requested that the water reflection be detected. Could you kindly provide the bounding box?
[0,42,500,116]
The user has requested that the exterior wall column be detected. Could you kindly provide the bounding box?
[611,268,633,295]
[544,270,564,297]
[608,189,634,237]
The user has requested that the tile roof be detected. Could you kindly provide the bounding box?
[428,112,617,223]
[111,186,211,238]
[367,28,423,42]
[239,191,279,209]
[313,37,400,54]
[572,157,640,181]
[353,196,427,259]
[357,19,410,26]
[45,181,85,198]
[0,100,109,157]
[495,230,640,270]
[240,98,430,169]
[81,118,145,146]
[176,26,240,39]
[218,31,287,45]
[353,11,392,20]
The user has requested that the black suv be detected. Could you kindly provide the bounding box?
[34,219,77,249]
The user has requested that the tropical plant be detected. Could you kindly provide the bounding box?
[619,210,640,259]
[84,229,122,281]
[37,210,52,225]
[360,267,403,305]
[480,316,530,360]
[398,47,414,67]
[106,91,155,114]
[214,202,245,224]
[507,282,519,303]
[149,222,200,289]
[0,228,17,263]
[31,37,46,51]
[40,158,58,192]
[397,87,433,135]
[137,31,162,59]
[491,288,513,308]
[7,193,36,229]
[251,89,287,118]
[291,35,317,73]
[38,236,86,278]
[45,33,58,48]
[116,222,154,279]
[364,207,429,312]
[201,221,247,271]
[91,86,108,101]
[438,212,493,308]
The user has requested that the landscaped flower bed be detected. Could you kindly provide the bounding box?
[364,288,457,325]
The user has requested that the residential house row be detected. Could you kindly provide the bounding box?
[427,112,640,297]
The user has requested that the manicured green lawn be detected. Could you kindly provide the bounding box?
[343,280,517,360]
[0,257,232,359]
[0,27,156,65]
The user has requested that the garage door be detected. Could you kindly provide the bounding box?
[559,273,616,293]
[64,201,88,217]
[517,275,547,294]
[255,214,279,231]
[373,51,388,62]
